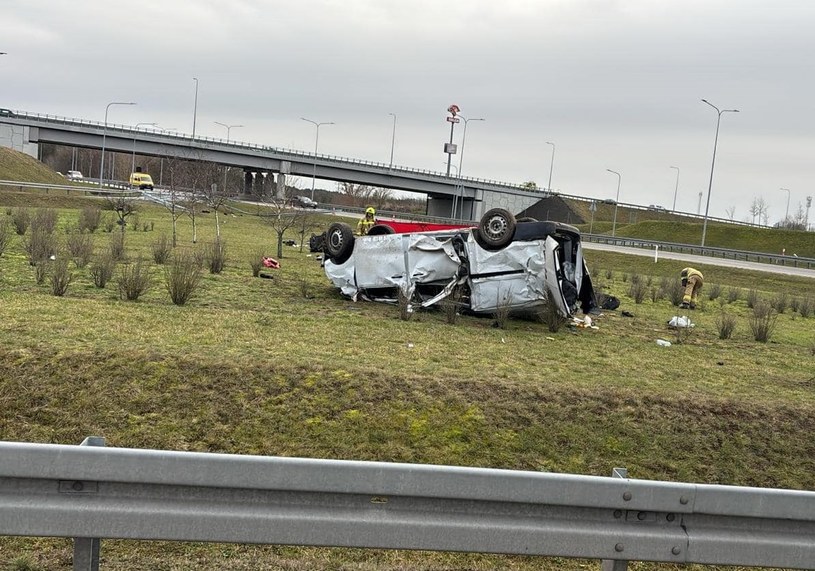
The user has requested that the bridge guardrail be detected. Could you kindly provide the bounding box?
[2,438,815,571]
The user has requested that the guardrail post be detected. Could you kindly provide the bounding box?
[601,467,629,571]
[72,436,105,571]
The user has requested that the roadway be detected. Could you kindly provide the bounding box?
[583,242,815,279]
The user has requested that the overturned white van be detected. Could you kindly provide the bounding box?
[323,208,596,318]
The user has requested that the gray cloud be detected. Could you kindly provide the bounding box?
[3,0,814,221]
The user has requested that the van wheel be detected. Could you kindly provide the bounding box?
[367,224,395,235]
[325,222,355,264]
[475,208,516,250]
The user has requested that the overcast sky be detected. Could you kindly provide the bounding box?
[3,0,814,222]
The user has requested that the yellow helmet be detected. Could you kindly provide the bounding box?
[366,207,375,215]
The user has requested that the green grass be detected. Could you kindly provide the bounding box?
[1,177,815,569]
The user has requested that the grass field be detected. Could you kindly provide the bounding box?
[1,168,815,569]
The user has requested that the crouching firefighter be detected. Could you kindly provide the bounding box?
[679,267,704,309]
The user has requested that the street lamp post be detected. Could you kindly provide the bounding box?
[454,116,484,218]
[700,99,739,247]
[780,188,790,223]
[388,112,397,167]
[131,122,157,176]
[670,166,680,211]
[192,77,199,139]
[301,117,334,201]
[214,121,243,143]
[546,141,555,193]
[215,122,243,193]
[99,101,136,187]
[606,169,621,237]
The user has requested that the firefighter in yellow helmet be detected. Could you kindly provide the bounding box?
[356,207,377,236]
[679,267,704,309]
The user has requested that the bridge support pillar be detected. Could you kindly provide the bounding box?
[243,170,254,197]
[252,172,265,197]
[276,172,286,200]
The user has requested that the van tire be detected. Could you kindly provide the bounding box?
[325,222,355,264]
[367,224,395,235]
[475,208,516,250]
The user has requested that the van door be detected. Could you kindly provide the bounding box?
[543,236,571,317]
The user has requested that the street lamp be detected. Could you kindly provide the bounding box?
[454,116,484,218]
[606,169,621,237]
[700,99,739,247]
[388,112,397,167]
[131,122,157,176]
[546,141,555,193]
[192,77,199,138]
[780,188,790,223]
[669,166,680,211]
[155,126,176,187]
[214,121,243,143]
[99,101,136,187]
[215,122,243,193]
[301,117,334,201]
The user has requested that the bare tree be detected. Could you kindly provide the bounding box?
[725,206,736,221]
[104,193,138,235]
[339,182,375,207]
[749,197,761,225]
[155,147,190,247]
[369,187,393,210]
[261,199,308,258]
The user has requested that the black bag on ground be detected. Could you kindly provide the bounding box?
[597,293,620,310]
[309,233,326,253]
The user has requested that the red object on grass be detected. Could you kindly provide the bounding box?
[262,257,280,269]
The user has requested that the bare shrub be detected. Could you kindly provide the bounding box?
[206,238,227,274]
[248,247,265,277]
[165,249,203,306]
[31,208,58,234]
[441,288,462,325]
[103,217,116,233]
[23,228,56,266]
[621,273,629,283]
[605,269,613,280]
[89,253,116,288]
[746,289,759,309]
[715,311,737,340]
[673,322,694,345]
[749,301,778,343]
[790,297,800,314]
[78,206,102,233]
[0,217,11,256]
[109,232,125,261]
[628,279,648,304]
[538,297,567,333]
[151,234,172,264]
[646,275,653,287]
[727,287,741,304]
[799,297,813,318]
[298,278,315,299]
[771,292,788,314]
[131,215,140,232]
[708,283,722,301]
[117,259,152,301]
[33,261,48,285]
[49,256,73,296]
[492,290,512,330]
[398,288,413,321]
[649,286,660,303]
[667,277,684,306]
[67,232,94,268]
[590,266,600,279]
[11,207,31,235]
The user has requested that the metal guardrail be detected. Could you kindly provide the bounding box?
[584,234,815,270]
[1,439,814,571]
